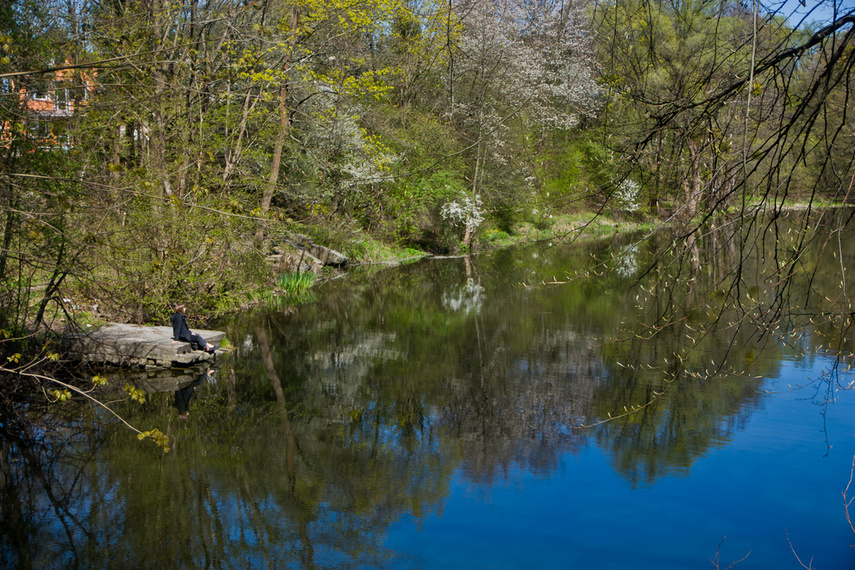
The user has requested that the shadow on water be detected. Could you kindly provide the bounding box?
[3,210,855,567]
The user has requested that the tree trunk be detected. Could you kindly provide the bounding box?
[222,84,259,183]
[256,82,289,245]
[682,139,702,222]
[0,172,16,286]
[256,7,299,246]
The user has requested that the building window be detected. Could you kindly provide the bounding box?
[30,80,52,101]
[34,120,52,139]
[52,120,70,149]
[55,87,69,110]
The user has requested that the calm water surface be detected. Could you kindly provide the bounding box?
[4,214,855,569]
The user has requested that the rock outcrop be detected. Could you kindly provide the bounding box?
[267,233,348,273]
[64,323,227,369]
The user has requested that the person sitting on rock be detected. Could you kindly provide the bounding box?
[170,304,217,353]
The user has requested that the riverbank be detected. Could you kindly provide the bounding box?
[33,202,829,336]
[348,211,655,265]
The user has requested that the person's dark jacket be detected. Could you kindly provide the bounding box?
[170,312,195,344]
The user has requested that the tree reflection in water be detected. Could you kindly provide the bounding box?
[3,212,855,566]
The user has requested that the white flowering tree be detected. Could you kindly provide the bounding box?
[453,0,599,128]
[614,179,641,213]
[446,0,600,220]
[440,192,485,250]
[302,90,400,214]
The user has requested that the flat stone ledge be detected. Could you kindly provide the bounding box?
[64,323,227,369]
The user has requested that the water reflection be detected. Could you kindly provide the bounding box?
[222,230,782,490]
[0,401,119,569]
[173,369,210,419]
[3,212,855,567]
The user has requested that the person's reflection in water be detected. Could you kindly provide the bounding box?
[173,368,211,420]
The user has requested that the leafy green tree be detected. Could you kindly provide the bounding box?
[0,0,89,334]
[593,0,771,217]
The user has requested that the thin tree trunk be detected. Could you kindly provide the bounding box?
[222,85,259,183]
[0,174,16,284]
[256,7,299,246]
[256,82,289,245]
[683,139,701,221]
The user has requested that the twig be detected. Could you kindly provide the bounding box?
[710,536,751,569]
[787,529,815,569]
[843,454,855,536]
[0,365,143,435]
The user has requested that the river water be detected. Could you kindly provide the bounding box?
[3,211,855,568]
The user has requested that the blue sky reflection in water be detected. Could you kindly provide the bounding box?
[383,357,855,569]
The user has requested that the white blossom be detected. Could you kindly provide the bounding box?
[454,0,600,130]
[614,179,641,212]
[614,244,639,277]
[304,91,399,189]
[441,192,485,235]
[442,278,485,315]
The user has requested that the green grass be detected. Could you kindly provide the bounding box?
[347,236,430,264]
[277,271,316,294]
[250,271,318,309]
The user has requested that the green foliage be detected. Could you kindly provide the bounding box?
[76,189,269,323]
[479,228,510,244]
[354,108,468,250]
[342,233,429,263]
[277,271,315,292]
[382,168,466,247]
[275,271,317,305]
[50,388,72,402]
[536,133,619,211]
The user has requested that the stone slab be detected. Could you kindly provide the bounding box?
[64,323,227,368]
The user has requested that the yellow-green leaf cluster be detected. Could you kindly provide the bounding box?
[51,389,72,402]
[138,429,171,453]
[0,33,15,67]
[124,384,146,404]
